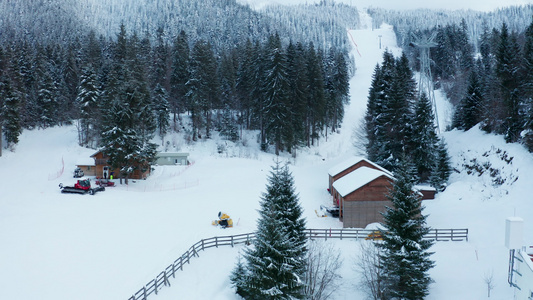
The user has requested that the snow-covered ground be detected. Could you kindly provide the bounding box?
[1,10,532,300]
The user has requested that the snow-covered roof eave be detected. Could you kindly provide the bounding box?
[414,184,436,192]
[328,156,393,177]
[156,152,190,157]
[332,166,394,197]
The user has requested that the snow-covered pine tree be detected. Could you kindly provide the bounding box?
[100,103,140,184]
[365,50,408,171]
[1,78,22,147]
[305,42,325,147]
[150,27,170,92]
[170,30,190,126]
[285,41,308,151]
[232,161,307,299]
[429,140,452,192]
[410,92,439,181]
[387,53,417,169]
[242,210,303,299]
[76,65,100,147]
[262,33,292,155]
[323,46,349,138]
[521,18,533,152]
[99,25,157,184]
[452,69,484,131]
[262,162,307,261]
[34,47,59,129]
[153,83,170,145]
[495,23,523,143]
[235,39,256,131]
[250,40,268,149]
[230,256,250,299]
[379,159,435,300]
[365,63,384,164]
[433,25,455,81]
[220,104,239,142]
[186,40,218,140]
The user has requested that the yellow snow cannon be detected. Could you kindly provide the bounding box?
[212,211,233,228]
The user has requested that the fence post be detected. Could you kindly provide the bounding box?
[164,272,170,287]
[451,229,454,241]
[435,229,438,241]
[340,229,343,240]
[466,229,468,242]
[215,237,218,248]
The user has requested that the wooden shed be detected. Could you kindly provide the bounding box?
[415,185,437,200]
[89,150,150,180]
[331,166,395,228]
[155,153,189,166]
[328,157,393,193]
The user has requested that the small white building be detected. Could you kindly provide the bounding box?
[155,153,189,166]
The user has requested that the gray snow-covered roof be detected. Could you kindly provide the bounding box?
[76,157,95,166]
[332,166,394,197]
[328,156,392,177]
[156,152,189,157]
[414,184,436,192]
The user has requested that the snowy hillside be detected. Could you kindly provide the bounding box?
[1,9,532,300]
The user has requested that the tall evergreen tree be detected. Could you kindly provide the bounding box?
[236,39,256,131]
[386,53,416,170]
[262,33,292,155]
[153,83,170,145]
[429,140,452,192]
[1,78,22,147]
[220,104,239,142]
[285,41,308,150]
[365,63,385,164]
[452,69,484,131]
[495,23,522,142]
[410,93,439,181]
[100,25,157,184]
[379,160,435,299]
[76,65,100,147]
[323,47,349,137]
[170,30,190,126]
[305,42,325,147]
[186,40,219,140]
[232,162,307,299]
[522,17,533,152]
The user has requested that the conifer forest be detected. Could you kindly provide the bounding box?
[0,0,532,163]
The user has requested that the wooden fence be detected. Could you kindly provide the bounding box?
[128,228,468,300]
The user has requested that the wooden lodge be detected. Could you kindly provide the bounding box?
[86,150,150,180]
[328,157,435,228]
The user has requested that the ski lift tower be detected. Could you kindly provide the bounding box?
[410,32,440,133]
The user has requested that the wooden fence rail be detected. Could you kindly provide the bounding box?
[128,228,468,300]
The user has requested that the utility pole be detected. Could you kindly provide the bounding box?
[410,32,440,133]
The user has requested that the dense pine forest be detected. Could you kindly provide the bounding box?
[0,0,532,165]
[0,0,353,165]
[374,11,533,152]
